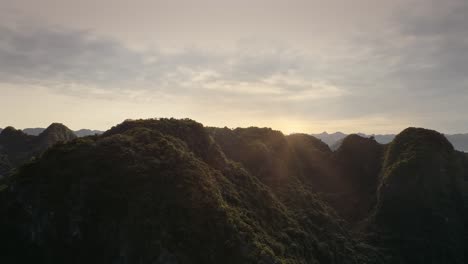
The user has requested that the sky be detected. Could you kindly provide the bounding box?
[1,0,467,134]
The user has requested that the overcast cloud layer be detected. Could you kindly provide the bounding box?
[0,0,467,134]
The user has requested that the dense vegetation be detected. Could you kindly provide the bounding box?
[373,128,466,263]
[0,123,76,178]
[0,119,466,263]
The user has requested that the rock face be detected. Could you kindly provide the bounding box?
[374,128,466,264]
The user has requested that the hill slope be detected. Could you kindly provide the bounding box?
[1,119,466,263]
[373,128,466,263]
[0,123,76,177]
[0,119,381,264]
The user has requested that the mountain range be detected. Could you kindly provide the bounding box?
[0,118,466,263]
[3,127,466,152]
[0,127,104,137]
[312,131,468,152]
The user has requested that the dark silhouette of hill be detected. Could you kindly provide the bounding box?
[0,123,76,177]
[327,135,385,222]
[0,127,37,167]
[0,119,381,264]
[209,129,385,224]
[372,128,466,263]
[0,119,466,263]
[20,127,103,137]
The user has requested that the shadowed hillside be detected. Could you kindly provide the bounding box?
[373,128,466,264]
[0,123,76,177]
[0,119,382,264]
[328,135,385,222]
[0,119,466,263]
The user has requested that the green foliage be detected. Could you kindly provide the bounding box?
[0,123,76,175]
[1,121,466,264]
[0,120,382,264]
[374,128,466,264]
[0,152,12,177]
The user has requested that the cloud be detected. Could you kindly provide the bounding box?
[0,23,345,104]
[0,26,145,88]
[309,0,468,124]
[358,0,468,94]
[1,0,468,133]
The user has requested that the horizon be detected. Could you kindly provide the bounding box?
[2,119,468,137]
[1,0,468,134]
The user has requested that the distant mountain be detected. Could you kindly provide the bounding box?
[313,132,468,152]
[446,134,468,152]
[312,132,397,147]
[22,128,46,136]
[372,134,395,144]
[19,127,103,137]
[74,129,103,137]
[310,131,347,146]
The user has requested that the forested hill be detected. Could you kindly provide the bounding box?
[0,123,76,177]
[373,128,467,263]
[0,118,466,263]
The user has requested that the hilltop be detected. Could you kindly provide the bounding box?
[0,123,76,177]
[312,132,468,152]
[0,119,466,263]
[372,128,466,263]
[0,119,381,263]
